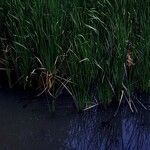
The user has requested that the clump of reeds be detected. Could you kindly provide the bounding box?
[0,0,150,112]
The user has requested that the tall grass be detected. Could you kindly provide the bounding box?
[0,0,150,111]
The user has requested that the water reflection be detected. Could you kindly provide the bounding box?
[0,89,149,150]
[65,105,150,150]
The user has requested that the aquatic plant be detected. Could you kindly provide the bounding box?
[0,0,150,111]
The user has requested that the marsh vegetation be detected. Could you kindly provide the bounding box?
[0,0,150,111]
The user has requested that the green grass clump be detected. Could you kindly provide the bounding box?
[0,0,150,111]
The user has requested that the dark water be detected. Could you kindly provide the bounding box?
[0,89,149,150]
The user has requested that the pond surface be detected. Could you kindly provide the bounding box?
[0,89,149,150]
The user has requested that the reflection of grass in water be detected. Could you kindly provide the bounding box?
[0,0,150,111]
[122,108,150,149]
[66,104,149,149]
